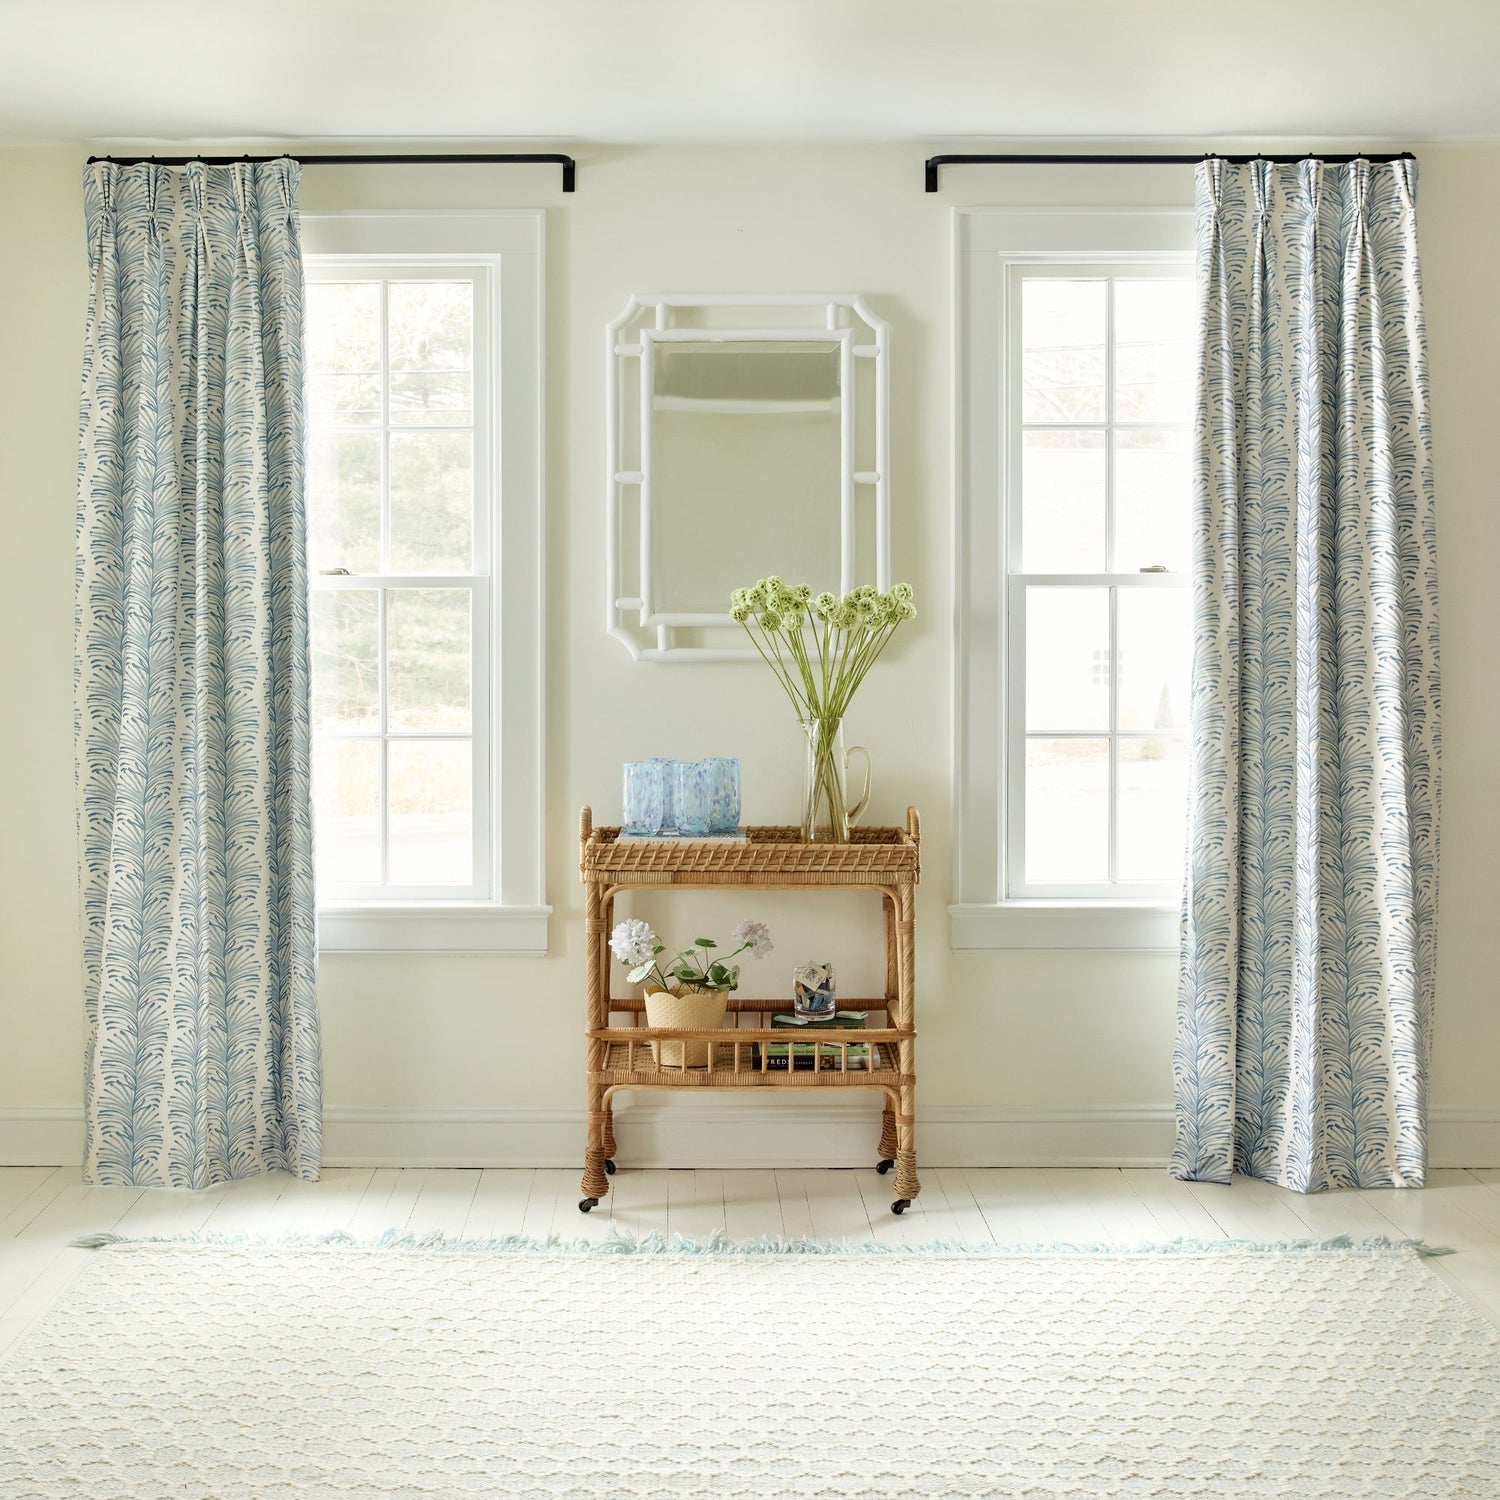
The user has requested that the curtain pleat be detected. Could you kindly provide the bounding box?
[76,161,321,1188]
[1171,159,1440,1192]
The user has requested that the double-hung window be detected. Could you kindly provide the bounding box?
[307,267,490,899]
[301,213,547,953]
[953,207,1196,949]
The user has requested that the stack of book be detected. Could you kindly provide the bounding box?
[764,1011,870,1071]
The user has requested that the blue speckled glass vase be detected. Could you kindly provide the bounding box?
[704,758,740,834]
[622,760,667,835]
[673,758,740,836]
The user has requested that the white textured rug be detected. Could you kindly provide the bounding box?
[2,1235,1499,1498]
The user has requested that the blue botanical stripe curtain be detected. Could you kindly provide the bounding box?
[76,161,322,1188]
[1172,158,1441,1193]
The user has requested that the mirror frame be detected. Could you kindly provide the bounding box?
[606,293,890,662]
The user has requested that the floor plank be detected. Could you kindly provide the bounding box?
[405,1169,481,1238]
[854,1160,931,1244]
[0,1169,68,1239]
[463,1168,536,1240]
[600,1167,668,1239]
[200,1172,289,1236]
[1183,1175,1314,1242]
[1119,1170,1231,1241]
[718,1169,782,1242]
[0,1169,63,1230]
[666,1169,726,1241]
[772,1170,819,1241]
[344,1168,405,1239]
[963,1168,1060,1245]
[806,1169,875,1244]
[1057,1169,1164,1242]
[924,1168,993,1244]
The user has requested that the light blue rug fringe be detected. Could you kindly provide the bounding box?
[69,1228,1454,1257]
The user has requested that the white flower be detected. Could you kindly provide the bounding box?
[610,918,658,967]
[732,918,773,958]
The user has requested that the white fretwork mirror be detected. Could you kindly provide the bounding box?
[607,294,890,661]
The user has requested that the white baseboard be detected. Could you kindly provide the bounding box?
[324,1100,1184,1169]
[0,1106,82,1168]
[5,1102,1499,1172]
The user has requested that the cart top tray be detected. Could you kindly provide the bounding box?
[579,806,920,882]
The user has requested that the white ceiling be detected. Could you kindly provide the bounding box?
[2,0,1497,147]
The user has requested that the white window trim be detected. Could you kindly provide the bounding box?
[301,211,549,954]
[951,207,1194,952]
[307,261,494,905]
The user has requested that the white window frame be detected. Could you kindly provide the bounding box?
[951,207,1194,951]
[307,261,493,905]
[301,212,548,954]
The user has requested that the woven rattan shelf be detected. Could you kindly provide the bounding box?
[578,805,921,1214]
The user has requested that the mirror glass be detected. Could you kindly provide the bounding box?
[652,340,842,616]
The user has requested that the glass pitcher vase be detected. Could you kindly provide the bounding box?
[800,716,872,843]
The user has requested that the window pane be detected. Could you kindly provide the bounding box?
[388,282,472,372]
[388,740,472,884]
[1114,428,1191,573]
[387,590,471,732]
[1117,590,1191,731]
[1026,737,1108,883]
[308,372,381,426]
[1114,280,1194,422]
[1118,736,1188,881]
[1026,588,1109,731]
[389,282,472,426]
[390,371,472,427]
[311,590,379,732]
[314,738,381,886]
[389,431,473,572]
[307,431,381,573]
[1021,429,1104,571]
[1021,279,1105,424]
[306,282,380,372]
[306,282,382,426]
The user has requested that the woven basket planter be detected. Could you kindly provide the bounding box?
[643,985,728,1068]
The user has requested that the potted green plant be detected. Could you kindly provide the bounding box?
[609,918,772,1068]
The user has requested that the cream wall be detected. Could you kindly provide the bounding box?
[1,142,1495,1168]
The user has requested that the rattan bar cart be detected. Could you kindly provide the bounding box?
[578,805,921,1214]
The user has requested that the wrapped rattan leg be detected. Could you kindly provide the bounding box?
[602,1108,617,1161]
[580,1102,610,1208]
[893,1096,920,1205]
[894,1148,920,1201]
[878,1107,898,1161]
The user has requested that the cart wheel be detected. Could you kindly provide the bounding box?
[604,1159,616,1175]
[876,1158,895,1174]
[891,1199,911,1215]
[579,1198,598,1213]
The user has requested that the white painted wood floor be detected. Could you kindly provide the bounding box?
[5,1165,1500,1360]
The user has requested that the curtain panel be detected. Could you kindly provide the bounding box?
[1172,159,1441,1192]
[76,160,321,1188]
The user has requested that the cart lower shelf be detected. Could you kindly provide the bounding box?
[595,1038,908,1086]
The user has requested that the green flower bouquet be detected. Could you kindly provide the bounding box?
[730,578,916,841]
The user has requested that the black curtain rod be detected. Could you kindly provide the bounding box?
[86,152,576,192]
[925,151,1415,192]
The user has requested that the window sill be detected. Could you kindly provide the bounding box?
[318,904,552,955]
[948,902,1179,952]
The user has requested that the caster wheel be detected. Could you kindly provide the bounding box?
[876,1158,895,1175]
[604,1159,616,1175]
[891,1199,911,1215]
[579,1198,598,1213]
